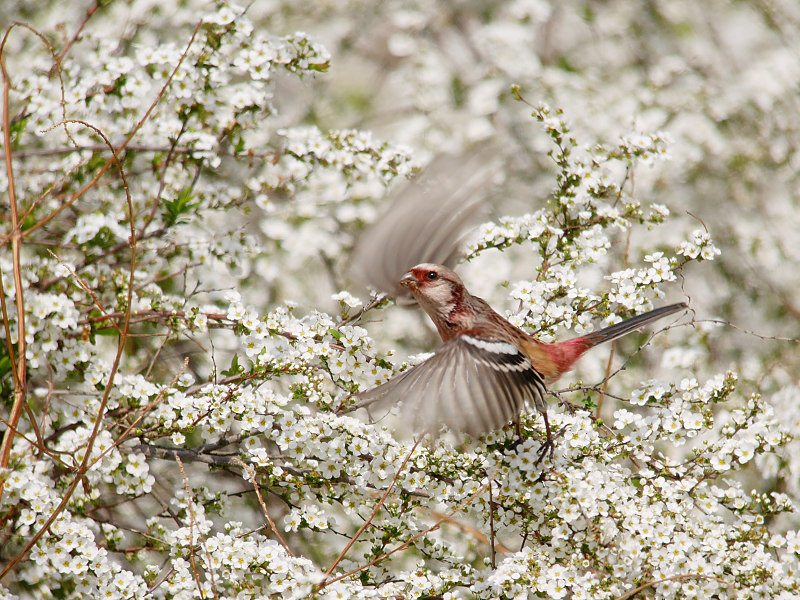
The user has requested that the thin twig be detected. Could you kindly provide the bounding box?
[695,318,799,344]
[595,343,615,419]
[597,226,631,419]
[322,437,423,579]
[426,509,510,554]
[56,3,101,65]
[233,457,295,557]
[0,46,28,504]
[489,479,496,569]
[338,293,386,326]
[176,456,218,600]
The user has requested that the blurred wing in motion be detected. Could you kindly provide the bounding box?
[352,334,546,438]
[350,148,501,303]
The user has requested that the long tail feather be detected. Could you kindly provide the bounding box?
[579,302,688,348]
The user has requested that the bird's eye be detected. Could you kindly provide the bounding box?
[426,271,439,281]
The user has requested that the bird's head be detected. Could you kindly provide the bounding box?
[399,263,466,319]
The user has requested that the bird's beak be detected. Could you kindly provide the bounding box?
[399,271,418,291]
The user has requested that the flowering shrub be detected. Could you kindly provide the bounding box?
[1,2,799,599]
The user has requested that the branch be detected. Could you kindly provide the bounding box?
[133,443,242,468]
[233,457,295,557]
[0,39,28,502]
[322,437,423,579]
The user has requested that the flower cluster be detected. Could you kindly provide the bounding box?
[677,228,722,262]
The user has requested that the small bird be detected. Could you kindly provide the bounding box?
[355,263,687,458]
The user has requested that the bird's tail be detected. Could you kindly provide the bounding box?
[578,302,688,348]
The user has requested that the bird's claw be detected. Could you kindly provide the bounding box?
[535,426,566,465]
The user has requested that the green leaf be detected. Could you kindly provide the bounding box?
[8,114,30,147]
[162,186,199,226]
[0,354,11,380]
[221,354,243,377]
[94,327,118,337]
[233,135,245,154]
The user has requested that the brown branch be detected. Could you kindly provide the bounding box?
[0,297,130,580]
[176,455,219,600]
[0,43,28,504]
[323,437,423,577]
[88,360,188,473]
[38,225,169,290]
[2,143,280,159]
[140,120,189,240]
[133,443,242,468]
[233,457,295,557]
[427,508,510,554]
[132,442,432,503]
[56,3,101,65]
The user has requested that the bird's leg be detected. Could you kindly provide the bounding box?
[535,410,564,464]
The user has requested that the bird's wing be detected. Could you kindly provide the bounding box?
[350,149,500,304]
[353,335,547,438]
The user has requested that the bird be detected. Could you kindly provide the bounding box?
[347,148,687,457]
[353,262,688,460]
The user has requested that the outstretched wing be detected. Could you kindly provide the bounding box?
[350,149,499,304]
[353,335,547,438]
